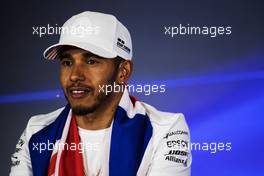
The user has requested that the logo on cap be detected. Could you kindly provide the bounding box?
[117,37,131,54]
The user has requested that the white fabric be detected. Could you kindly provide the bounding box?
[78,126,112,176]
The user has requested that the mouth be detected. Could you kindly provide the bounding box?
[67,86,92,99]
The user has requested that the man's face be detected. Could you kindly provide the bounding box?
[59,47,119,115]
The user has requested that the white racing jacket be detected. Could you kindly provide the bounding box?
[10,89,192,176]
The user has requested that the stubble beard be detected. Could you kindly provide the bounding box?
[65,71,118,116]
[70,89,112,116]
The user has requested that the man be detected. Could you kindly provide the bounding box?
[10,11,192,176]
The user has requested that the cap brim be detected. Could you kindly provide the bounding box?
[43,42,117,60]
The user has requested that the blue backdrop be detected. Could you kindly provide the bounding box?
[1,0,263,175]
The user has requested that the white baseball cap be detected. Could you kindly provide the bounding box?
[43,11,133,60]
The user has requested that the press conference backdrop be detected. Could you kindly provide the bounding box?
[0,0,263,175]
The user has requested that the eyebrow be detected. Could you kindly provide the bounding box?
[58,53,72,60]
[58,52,101,60]
[82,52,100,58]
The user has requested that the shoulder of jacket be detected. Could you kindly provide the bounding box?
[139,101,189,145]
[25,107,65,138]
[140,101,185,126]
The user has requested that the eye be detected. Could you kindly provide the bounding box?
[86,57,98,65]
[60,58,73,67]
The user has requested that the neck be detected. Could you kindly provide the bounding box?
[75,92,123,130]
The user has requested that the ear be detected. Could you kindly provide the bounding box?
[117,60,133,84]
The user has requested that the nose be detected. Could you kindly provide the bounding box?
[70,65,85,83]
